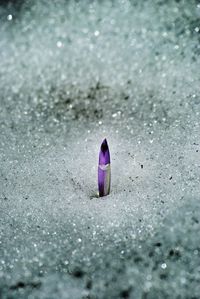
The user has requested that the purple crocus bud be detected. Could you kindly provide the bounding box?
[98,138,111,197]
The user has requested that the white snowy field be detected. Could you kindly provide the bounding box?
[1,0,200,298]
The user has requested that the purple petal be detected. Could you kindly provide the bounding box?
[98,138,111,197]
[99,138,110,165]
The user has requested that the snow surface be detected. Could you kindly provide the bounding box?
[1,0,200,298]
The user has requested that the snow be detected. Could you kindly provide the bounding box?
[1,0,200,298]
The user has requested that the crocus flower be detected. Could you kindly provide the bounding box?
[98,138,111,197]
